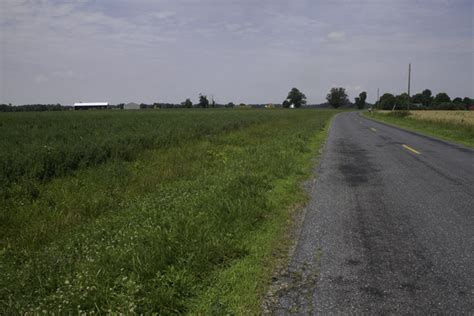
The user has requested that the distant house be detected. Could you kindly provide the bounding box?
[73,102,108,110]
[124,102,140,110]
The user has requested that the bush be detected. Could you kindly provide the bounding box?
[432,102,467,111]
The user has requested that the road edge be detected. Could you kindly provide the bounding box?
[360,112,474,152]
[261,112,342,314]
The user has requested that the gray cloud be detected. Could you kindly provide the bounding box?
[327,31,346,41]
[0,0,472,105]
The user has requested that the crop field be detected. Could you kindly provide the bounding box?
[0,109,338,314]
[409,110,474,126]
[367,110,474,147]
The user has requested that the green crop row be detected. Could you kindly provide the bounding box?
[0,110,275,201]
[0,109,338,314]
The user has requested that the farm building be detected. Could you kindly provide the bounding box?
[124,102,140,110]
[73,102,108,110]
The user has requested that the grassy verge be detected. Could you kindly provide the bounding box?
[364,111,474,147]
[191,116,332,314]
[0,109,338,314]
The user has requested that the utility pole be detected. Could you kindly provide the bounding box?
[408,63,411,96]
[408,63,411,110]
[377,88,380,104]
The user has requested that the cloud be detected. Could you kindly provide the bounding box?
[152,11,176,20]
[327,31,346,41]
[346,85,363,93]
[34,74,48,84]
[1,0,472,104]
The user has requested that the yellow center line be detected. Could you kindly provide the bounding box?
[370,127,377,132]
[402,144,421,155]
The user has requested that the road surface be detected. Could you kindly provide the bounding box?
[266,111,474,314]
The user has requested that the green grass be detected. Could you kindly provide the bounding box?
[0,109,338,314]
[364,111,474,148]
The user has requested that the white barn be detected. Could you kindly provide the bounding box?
[74,102,109,110]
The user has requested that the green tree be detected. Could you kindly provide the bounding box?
[434,92,451,105]
[462,97,472,105]
[452,97,463,104]
[411,93,424,105]
[378,93,396,110]
[421,89,433,107]
[183,98,193,108]
[355,91,367,109]
[284,87,306,108]
[462,97,472,109]
[354,97,361,109]
[395,93,410,110]
[360,91,367,107]
[198,94,209,108]
[326,87,348,108]
[225,102,235,108]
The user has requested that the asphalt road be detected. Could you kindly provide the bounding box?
[267,111,474,314]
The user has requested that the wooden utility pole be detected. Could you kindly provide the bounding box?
[408,63,411,96]
[408,63,411,110]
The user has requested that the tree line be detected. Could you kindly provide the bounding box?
[376,89,472,110]
[281,87,367,109]
[2,88,471,112]
[0,103,65,112]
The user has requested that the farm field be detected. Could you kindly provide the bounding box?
[365,110,474,147]
[0,109,339,314]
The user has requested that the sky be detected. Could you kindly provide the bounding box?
[0,0,473,105]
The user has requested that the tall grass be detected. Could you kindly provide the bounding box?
[0,110,267,201]
[0,109,338,314]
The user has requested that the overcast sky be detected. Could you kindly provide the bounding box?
[1,0,473,105]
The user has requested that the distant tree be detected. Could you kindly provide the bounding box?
[395,93,410,110]
[421,89,433,107]
[0,104,11,112]
[359,91,367,108]
[452,97,463,104]
[282,100,290,108]
[183,98,193,108]
[198,94,209,108]
[411,93,424,105]
[434,92,451,105]
[326,87,348,108]
[355,91,367,109]
[2,103,66,112]
[462,97,472,110]
[225,102,235,108]
[284,87,306,108]
[354,97,361,109]
[378,93,396,110]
